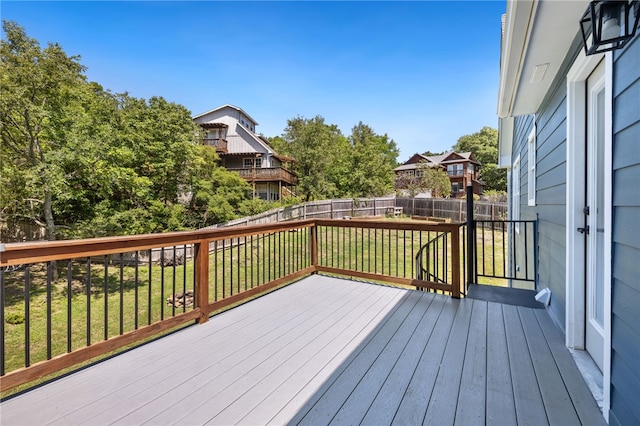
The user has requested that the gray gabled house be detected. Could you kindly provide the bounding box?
[193,104,297,201]
[497,1,639,424]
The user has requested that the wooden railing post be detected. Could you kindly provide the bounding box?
[195,240,210,323]
[451,227,461,299]
[310,223,318,271]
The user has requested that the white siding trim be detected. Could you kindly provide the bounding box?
[566,49,612,423]
[527,124,536,206]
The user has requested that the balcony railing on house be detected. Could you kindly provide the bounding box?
[0,219,464,392]
[202,138,228,153]
[230,167,298,185]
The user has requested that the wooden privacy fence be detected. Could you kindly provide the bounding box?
[395,198,507,222]
[0,219,463,391]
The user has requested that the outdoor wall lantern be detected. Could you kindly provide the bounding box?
[580,0,640,55]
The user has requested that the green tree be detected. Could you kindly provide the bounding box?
[1,20,87,240]
[279,116,348,201]
[346,122,399,198]
[453,126,498,165]
[1,21,255,239]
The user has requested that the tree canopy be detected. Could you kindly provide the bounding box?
[1,21,253,240]
[272,117,399,201]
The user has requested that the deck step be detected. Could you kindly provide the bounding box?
[466,284,544,309]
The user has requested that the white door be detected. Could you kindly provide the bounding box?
[584,60,605,372]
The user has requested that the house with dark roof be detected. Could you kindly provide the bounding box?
[193,105,296,200]
[394,151,483,198]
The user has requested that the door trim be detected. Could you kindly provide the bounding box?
[566,50,612,420]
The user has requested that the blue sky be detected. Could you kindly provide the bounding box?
[2,1,505,160]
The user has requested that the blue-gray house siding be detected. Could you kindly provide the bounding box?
[511,81,569,331]
[509,32,639,426]
[609,34,640,426]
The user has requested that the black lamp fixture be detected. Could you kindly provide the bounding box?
[580,0,640,55]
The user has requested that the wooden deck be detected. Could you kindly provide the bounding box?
[0,275,604,425]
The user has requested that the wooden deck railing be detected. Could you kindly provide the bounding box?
[230,167,298,185]
[0,219,462,391]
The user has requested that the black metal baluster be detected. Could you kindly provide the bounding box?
[46,261,52,360]
[0,268,4,375]
[524,222,530,280]
[148,250,152,325]
[160,248,165,321]
[222,240,226,298]
[86,258,91,346]
[183,245,187,312]
[119,253,124,335]
[134,251,139,329]
[172,247,177,317]
[104,255,108,340]
[214,241,219,301]
[24,265,30,367]
[229,238,233,296]
[67,260,72,352]
[244,237,248,291]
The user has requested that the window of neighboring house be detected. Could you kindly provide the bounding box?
[415,169,423,178]
[467,163,474,174]
[512,155,521,233]
[243,158,254,168]
[448,164,462,176]
[255,158,262,168]
[527,126,536,206]
[452,182,460,193]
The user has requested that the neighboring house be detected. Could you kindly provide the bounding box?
[497,1,640,424]
[193,105,297,200]
[394,151,483,197]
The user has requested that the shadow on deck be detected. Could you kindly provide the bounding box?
[0,275,604,425]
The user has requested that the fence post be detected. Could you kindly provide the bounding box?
[195,240,210,323]
[466,184,475,289]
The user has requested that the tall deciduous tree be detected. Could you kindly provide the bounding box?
[279,115,348,201]
[1,20,87,240]
[347,122,398,198]
[1,21,254,239]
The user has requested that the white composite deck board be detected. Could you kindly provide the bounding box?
[328,292,439,425]
[0,275,606,426]
[390,297,459,425]
[210,281,399,425]
[50,277,335,425]
[170,280,392,425]
[293,290,427,425]
[519,307,582,426]
[6,275,317,421]
[455,300,488,425]
[422,295,473,425]
[503,304,549,425]
[359,295,447,425]
[533,309,606,425]
[248,286,408,425]
[485,302,517,426]
[104,277,367,425]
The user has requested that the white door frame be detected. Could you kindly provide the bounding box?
[566,50,613,420]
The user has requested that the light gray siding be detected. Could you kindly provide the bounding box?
[609,34,640,426]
